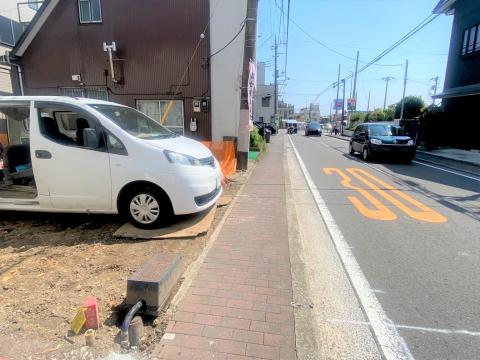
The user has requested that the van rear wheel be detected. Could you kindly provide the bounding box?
[121,186,171,229]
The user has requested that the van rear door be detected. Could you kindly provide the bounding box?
[30,102,112,211]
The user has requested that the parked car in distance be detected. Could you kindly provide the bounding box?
[349,122,415,163]
[0,96,222,229]
[253,121,277,136]
[305,122,322,136]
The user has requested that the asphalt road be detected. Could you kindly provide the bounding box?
[289,134,480,360]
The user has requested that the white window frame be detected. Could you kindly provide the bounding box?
[78,0,102,24]
[461,24,480,56]
[136,100,185,135]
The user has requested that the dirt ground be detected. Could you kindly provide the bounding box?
[0,173,248,360]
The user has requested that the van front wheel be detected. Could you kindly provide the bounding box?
[122,186,171,229]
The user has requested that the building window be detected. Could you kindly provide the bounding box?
[137,100,185,135]
[461,24,480,56]
[60,87,108,101]
[262,97,270,107]
[78,0,102,23]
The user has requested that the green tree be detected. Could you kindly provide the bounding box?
[395,96,425,119]
[349,112,366,129]
[368,108,387,122]
[384,104,396,121]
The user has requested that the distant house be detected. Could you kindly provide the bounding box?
[7,0,257,168]
[253,62,275,124]
[433,0,480,149]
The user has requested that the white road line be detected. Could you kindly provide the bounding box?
[288,135,414,360]
[412,161,480,182]
[327,319,480,337]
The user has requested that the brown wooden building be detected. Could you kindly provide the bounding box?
[11,0,216,141]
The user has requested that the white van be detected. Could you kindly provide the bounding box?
[0,96,222,228]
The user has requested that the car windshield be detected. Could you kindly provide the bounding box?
[369,124,405,136]
[89,104,178,139]
[308,122,321,129]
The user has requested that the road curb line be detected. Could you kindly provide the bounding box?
[284,137,320,359]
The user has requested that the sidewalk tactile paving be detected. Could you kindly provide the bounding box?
[156,135,296,360]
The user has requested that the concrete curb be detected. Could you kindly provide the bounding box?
[325,134,350,141]
[284,138,320,359]
[416,150,480,169]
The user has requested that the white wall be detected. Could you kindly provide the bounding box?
[253,84,274,123]
[209,0,247,141]
[257,61,265,86]
[0,0,38,22]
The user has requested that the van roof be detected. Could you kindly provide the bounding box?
[0,96,126,107]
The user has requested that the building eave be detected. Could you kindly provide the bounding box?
[433,0,457,15]
[12,0,59,58]
[433,83,480,99]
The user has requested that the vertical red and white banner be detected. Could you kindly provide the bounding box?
[247,60,256,130]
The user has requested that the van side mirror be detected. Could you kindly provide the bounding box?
[83,128,99,148]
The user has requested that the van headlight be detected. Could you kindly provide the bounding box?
[407,140,414,146]
[164,150,201,166]
[370,138,382,145]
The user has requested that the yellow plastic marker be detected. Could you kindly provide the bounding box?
[71,307,87,335]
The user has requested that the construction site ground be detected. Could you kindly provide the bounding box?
[0,173,247,360]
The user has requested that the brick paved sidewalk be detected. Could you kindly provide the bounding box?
[155,134,295,359]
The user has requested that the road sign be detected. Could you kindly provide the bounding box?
[347,98,356,111]
[332,99,343,110]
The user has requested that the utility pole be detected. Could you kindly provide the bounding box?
[349,71,354,99]
[431,76,439,105]
[274,35,278,127]
[367,90,371,113]
[352,51,359,111]
[400,59,409,120]
[335,64,341,123]
[382,76,394,110]
[341,78,346,135]
[238,0,258,170]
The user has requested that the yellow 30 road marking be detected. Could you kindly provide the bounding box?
[347,168,447,223]
[324,167,447,223]
[323,168,397,221]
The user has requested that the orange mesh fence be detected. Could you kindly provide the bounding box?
[202,140,237,180]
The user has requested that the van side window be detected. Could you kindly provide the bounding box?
[106,131,127,156]
[37,105,106,151]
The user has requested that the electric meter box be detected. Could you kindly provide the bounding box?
[193,99,201,113]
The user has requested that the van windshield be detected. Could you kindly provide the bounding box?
[89,104,178,139]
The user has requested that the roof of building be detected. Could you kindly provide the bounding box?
[433,83,480,99]
[12,0,59,57]
[433,0,458,15]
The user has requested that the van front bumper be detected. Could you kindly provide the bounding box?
[162,164,223,215]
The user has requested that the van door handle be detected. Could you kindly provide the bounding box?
[35,150,52,159]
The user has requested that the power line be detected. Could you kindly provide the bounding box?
[309,13,441,105]
[209,18,246,58]
[274,2,402,67]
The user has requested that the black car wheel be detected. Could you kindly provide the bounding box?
[362,146,370,161]
[349,143,355,155]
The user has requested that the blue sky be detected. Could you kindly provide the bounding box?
[256,0,453,115]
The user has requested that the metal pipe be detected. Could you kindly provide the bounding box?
[120,300,143,348]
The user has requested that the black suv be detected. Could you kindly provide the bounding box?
[349,122,415,163]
